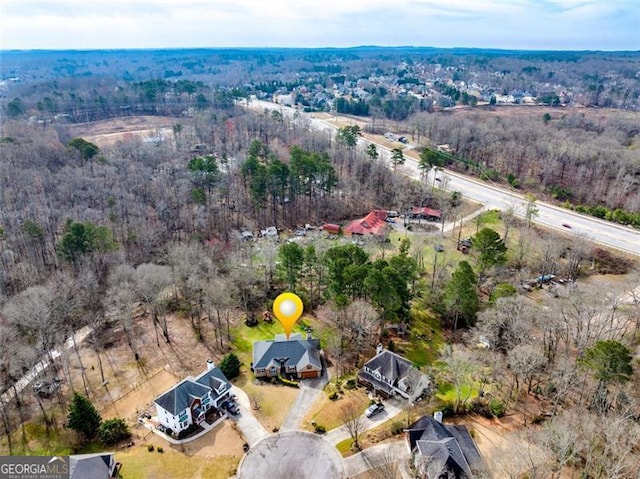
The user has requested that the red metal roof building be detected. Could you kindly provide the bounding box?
[409,207,442,220]
[344,210,389,236]
[322,223,341,234]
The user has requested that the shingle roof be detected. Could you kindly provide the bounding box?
[69,453,114,479]
[407,416,484,478]
[253,335,321,371]
[154,379,211,416]
[195,366,230,394]
[362,349,424,393]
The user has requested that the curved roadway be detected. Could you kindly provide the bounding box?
[241,98,640,257]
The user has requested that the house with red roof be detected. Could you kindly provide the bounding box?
[344,210,389,237]
[409,207,442,221]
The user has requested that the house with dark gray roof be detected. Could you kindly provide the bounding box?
[154,360,231,434]
[358,346,430,402]
[406,415,485,479]
[252,333,322,380]
[69,452,119,479]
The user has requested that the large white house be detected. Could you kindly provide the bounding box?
[154,360,231,434]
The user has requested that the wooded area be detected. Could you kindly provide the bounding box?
[1,48,640,476]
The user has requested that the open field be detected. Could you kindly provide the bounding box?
[67,116,181,148]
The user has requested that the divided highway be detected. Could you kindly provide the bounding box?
[242,98,640,257]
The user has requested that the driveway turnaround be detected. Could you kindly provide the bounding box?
[281,375,329,431]
[237,430,346,479]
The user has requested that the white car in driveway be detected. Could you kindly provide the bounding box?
[365,403,385,418]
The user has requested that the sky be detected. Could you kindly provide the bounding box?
[1,0,639,51]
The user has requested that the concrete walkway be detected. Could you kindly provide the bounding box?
[343,441,411,478]
[323,398,404,446]
[230,386,270,446]
[281,374,329,431]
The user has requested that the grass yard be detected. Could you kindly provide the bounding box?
[400,306,444,368]
[435,381,480,409]
[302,383,370,432]
[336,418,407,457]
[233,373,299,431]
[117,444,239,479]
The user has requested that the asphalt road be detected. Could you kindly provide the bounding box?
[242,98,640,257]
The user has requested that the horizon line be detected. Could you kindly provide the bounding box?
[2,45,639,54]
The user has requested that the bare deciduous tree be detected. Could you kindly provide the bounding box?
[133,263,173,345]
[341,403,366,451]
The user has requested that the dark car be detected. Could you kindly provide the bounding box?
[224,401,240,415]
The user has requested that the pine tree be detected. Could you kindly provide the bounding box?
[220,353,241,380]
[443,261,479,334]
[67,392,102,441]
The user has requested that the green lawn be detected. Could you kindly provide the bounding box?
[435,382,480,405]
[403,306,444,368]
[477,209,501,225]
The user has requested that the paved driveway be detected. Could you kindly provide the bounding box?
[231,386,270,446]
[323,398,404,446]
[281,374,329,431]
[344,441,411,478]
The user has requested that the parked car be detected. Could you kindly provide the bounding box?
[223,400,240,415]
[365,403,385,418]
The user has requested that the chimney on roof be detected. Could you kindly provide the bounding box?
[206,359,215,371]
[376,343,384,356]
[434,411,443,423]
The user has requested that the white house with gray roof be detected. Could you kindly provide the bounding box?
[358,346,430,402]
[154,360,231,434]
[252,333,322,380]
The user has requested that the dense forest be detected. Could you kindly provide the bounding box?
[1,48,640,476]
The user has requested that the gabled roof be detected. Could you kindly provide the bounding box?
[362,349,424,392]
[195,366,231,395]
[416,438,471,478]
[407,416,483,478]
[344,210,388,236]
[154,379,211,416]
[411,206,442,218]
[253,334,321,371]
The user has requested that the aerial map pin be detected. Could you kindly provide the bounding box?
[273,292,303,340]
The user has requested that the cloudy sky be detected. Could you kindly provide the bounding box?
[2,0,638,51]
